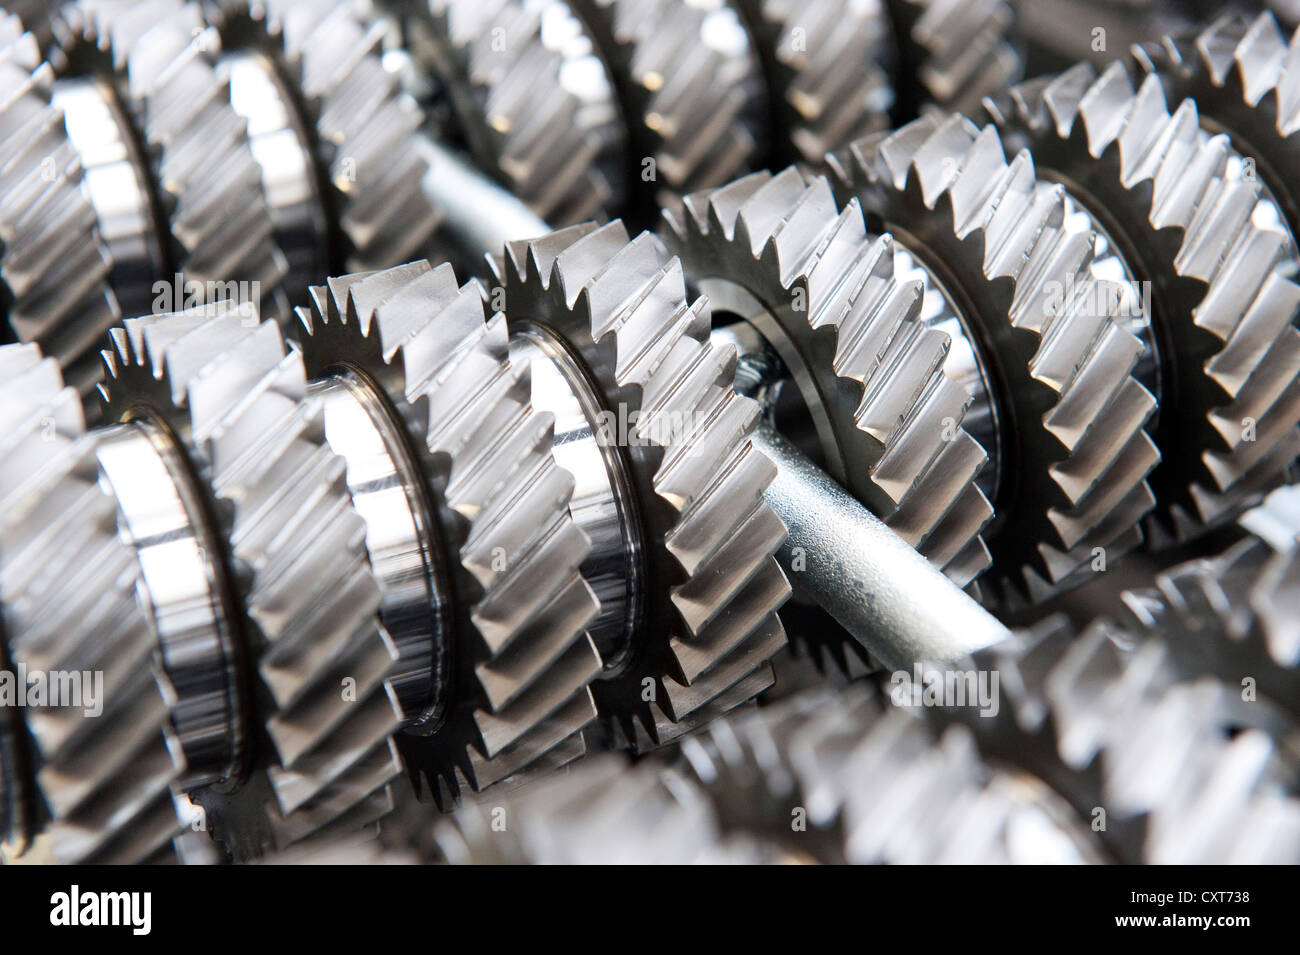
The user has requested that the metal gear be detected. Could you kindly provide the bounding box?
[494,221,791,749]
[98,300,407,859]
[212,0,444,286]
[296,259,603,809]
[0,342,186,864]
[663,165,995,587]
[985,61,1300,540]
[401,0,624,226]
[570,0,768,214]
[827,112,1160,601]
[1134,10,1300,248]
[731,0,895,164]
[0,15,122,398]
[55,0,290,324]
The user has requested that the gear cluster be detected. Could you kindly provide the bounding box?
[1,0,1299,867]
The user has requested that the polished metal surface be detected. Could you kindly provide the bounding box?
[312,371,449,728]
[94,419,242,788]
[753,424,1011,669]
[510,323,645,672]
[52,79,166,318]
[226,52,330,298]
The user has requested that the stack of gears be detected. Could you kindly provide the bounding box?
[0,0,1298,865]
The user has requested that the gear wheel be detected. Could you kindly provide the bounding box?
[731,0,895,165]
[1134,10,1300,249]
[54,0,290,323]
[0,343,186,864]
[297,260,602,809]
[99,300,406,859]
[887,0,1020,118]
[827,112,1160,601]
[663,165,994,587]
[944,616,1300,862]
[401,0,623,226]
[569,0,767,215]
[495,221,791,749]
[0,15,121,397]
[985,61,1300,540]
[213,0,443,285]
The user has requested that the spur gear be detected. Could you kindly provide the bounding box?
[0,343,186,864]
[296,259,602,808]
[494,221,791,749]
[401,0,624,226]
[827,112,1160,601]
[569,0,768,215]
[98,300,409,858]
[0,15,121,398]
[984,61,1300,539]
[663,165,994,587]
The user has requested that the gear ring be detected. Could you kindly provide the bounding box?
[828,113,1160,601]
[984,62,1300,539]
[495,221,791,749]
[297,260,602,809]
[663,165,994,587]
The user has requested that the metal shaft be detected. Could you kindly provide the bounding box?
[753,425,1011,670]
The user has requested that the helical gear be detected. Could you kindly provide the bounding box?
[55,0,291,323]
[401,0,624,226]
[570,0,768,213]
[663,165,994,587]
[99,300,407,859]
[0,343,185,864]
[827,113,1160,601]
[296,260,603,808]
[494,222,791,749]
[984,61,1300,539]
[0,15,121,397]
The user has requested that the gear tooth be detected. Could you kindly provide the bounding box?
[1039,61,1095,136]
[664,167,993,586]
[1236,12,1288,104]
[1196,14,1249,86]
[406,0,622,225]
[0,343,187,862]
[1077,60,1135,153]
[297,261,601,803]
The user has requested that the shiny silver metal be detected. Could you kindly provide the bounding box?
[311,372,449,727]
[94,419,243,788]
[509,324,645,672]
[752,424,1010,669]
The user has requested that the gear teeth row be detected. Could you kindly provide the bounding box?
[0,15,121,397]
[663,165,994,586]
[571,0,767,208]
[496,221,791,750]
[947,616,1300,863]
[0,343,185,864]
[731,0,895,164]
[986,61,1300,540]
[827,112,1160,602]
[1116,481,1300,725]
[297,259,602,810]
[232,0,444,275]
[889,0,1021,117]
[1136,10,1300,256]
[59,0,290,323]
[432,752,792,863]
[99,301,403,858]
[403,0,623,226]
